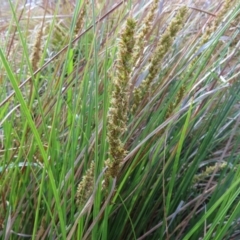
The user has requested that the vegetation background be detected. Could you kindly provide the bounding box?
[0,0,240,239]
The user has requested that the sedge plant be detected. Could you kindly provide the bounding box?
[0,0,240,239]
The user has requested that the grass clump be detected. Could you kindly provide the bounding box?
[0,0,240,239]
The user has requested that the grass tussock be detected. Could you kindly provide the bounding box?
[0,0,240,239]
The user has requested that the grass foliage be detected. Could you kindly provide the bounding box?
[0,0,240,239]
